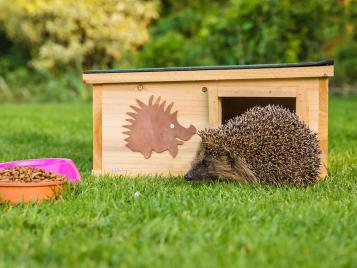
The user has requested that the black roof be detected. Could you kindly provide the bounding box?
[84,59,333,74]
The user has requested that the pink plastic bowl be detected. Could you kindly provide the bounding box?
[0,158,81,182]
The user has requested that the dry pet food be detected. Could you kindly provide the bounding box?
[0,166,68,183]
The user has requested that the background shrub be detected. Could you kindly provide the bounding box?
[0,0,158,70]
[129,0,356,89]
[132,0,345,66]
[0,0,158,102]
[0,0,355,102]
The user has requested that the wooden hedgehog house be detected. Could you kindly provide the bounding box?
[83,59,334,177]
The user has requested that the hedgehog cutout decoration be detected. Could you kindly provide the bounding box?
[123,95,197,159]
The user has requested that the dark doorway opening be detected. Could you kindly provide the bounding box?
[221,97,296,123]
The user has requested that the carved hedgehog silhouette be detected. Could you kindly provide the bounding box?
[123,95,197,158]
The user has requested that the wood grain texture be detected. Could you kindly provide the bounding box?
[295,79,319,133]
[218,86,297,97]
[83,65,334,84]
[93,86,103,171]
[319,78,329,178]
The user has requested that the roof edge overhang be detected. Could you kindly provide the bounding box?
[83,59,334,84]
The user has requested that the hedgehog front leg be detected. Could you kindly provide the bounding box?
[142,149,152,159]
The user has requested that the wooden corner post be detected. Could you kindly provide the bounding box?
[319,78,329,178]
[296,78,329,178]
[93,86,103,172]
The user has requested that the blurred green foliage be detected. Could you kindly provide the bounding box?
[0,0,356,102]
[0,42,89,102]
[0,0,158,102]
[134,0,342,65]
[128,0,356,91]
[0,36,87,102]
[0,0,158,69]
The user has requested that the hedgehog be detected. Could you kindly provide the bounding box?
[184,105,321,186]
[123,95,196,158]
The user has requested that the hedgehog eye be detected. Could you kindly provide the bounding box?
[169,123,175,129]
[202,159,209,167]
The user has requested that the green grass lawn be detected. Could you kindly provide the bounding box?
[0,96,356,268]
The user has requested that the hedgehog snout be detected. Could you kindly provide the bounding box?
[184,172,193,181]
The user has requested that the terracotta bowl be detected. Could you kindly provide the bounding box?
[0,181,65,204]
